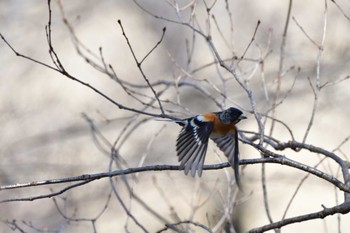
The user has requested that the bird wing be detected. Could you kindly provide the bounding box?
[211,130,240,187]
[176,118,214,177]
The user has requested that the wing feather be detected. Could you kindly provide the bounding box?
[212,130,240,187]
[176,118,213,177]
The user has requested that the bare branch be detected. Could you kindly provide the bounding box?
[330,0,350,23]
[157,220,213,233]
[239,20,261,62]
[1,3,176,121]
[2,1,350,232]
[117,20,165,115]
[1,156,348,196]
[247,202,350,233]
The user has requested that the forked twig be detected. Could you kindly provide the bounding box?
[117,20,166,115]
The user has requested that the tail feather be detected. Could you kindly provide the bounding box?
[233,130,241,189]
[212,131,241,189]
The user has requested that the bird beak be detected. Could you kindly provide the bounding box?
[239,115,247,120]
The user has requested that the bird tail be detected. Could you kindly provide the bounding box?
[233,130,241,189]
[212,133,241,189]
[233,153,241,189]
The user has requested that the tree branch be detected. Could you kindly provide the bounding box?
[1,157,348,195]
[247,202,350,233]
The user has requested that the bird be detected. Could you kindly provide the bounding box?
[175,107,246,187]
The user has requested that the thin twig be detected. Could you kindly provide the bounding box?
[1,6,176,121]
[269,0,293,135]
[281,158,326,220]
[109,175,149,233]
[0,180,93,203]
[301,0,328,144]
[117,20,165,115]
[261,163,275,227]
[330,0,350,23]
[239,20,261,62]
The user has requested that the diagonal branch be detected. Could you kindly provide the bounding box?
[247,202,350,233]
[117,20,165,115]
[0,32,175,121]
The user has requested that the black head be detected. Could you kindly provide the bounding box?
[218,107,246,124]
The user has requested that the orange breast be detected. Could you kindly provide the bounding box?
[202,113,236,138]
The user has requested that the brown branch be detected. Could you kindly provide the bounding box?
[269,0,293,132]
[330,0,350,23]
[157,220,213,233]
[0,32,175,121]
[0,180,92,203]
[2,220,26,233]
[117,19,165,115]
[281,158,326,220]
[239,20,261,61]
[109,175,149,233]
[247,202,350,233]
[1,157,348,195]
[1,1,176,121]
[273,141,349,184]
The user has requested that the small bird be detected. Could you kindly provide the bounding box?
[175,107,246,187]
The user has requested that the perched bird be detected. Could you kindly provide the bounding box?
[175,107,246,187]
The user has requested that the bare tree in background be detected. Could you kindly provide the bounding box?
[1,0,350,232]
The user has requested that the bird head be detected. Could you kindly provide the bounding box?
[219,107,247,124]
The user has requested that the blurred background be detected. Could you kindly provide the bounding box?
[1,0,350,232]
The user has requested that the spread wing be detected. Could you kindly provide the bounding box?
[211,130,240,187]
[176,118,214,177]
